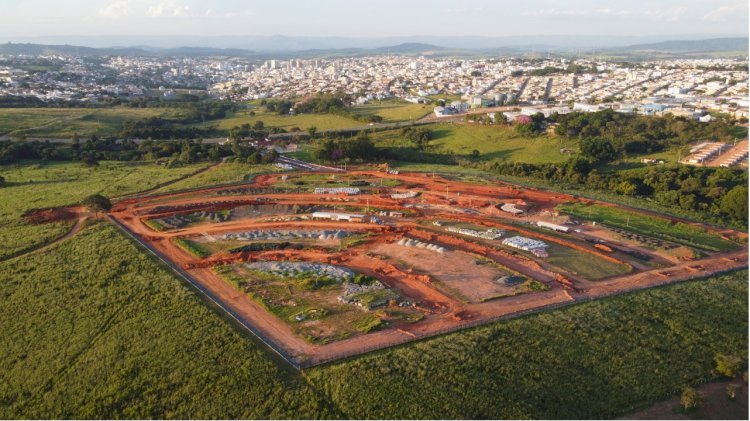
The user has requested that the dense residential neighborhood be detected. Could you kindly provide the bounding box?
[1,54,747,122]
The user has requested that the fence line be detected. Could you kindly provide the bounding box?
[106,215,746,370]
[107,216,303,369]
[303,264,745,368]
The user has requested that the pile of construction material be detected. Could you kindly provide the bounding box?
[445,226,504,240]
[500,203,525,215]
[152,215,192,229]
[338,280,398,310]
[390,191,419,199]
[223,229,350,241]
[313,187,361,195]
[396,237,446,253]
[502,236,549,258]
[246,261,354,281]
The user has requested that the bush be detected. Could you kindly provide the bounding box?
[680,387,703,410]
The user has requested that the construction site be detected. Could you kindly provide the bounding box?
[108,168,748,368]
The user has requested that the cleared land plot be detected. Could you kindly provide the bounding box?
[145,205,318,232]
[558,203,739,252]
[371,241,532,303]
[188,229,351,255]
[215,263,419,344]
[436,221,631,280]
[544,243,631,280]
[108,169,747,367]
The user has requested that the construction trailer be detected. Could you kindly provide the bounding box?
[312,211,368,223]
[536,221,570,233]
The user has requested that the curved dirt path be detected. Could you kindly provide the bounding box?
[1,209,91,263]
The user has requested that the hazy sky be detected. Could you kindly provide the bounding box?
[1,0,747,38]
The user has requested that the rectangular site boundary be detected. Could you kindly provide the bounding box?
[108,214,747,370]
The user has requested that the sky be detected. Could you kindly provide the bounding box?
[0,0,747,39]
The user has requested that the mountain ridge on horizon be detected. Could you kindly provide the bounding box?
[0,37,746,59]
[2,33,747,51]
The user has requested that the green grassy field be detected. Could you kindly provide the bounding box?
[0,161,209,259]
[153,163,280,193]
[544,243,632,280]
[0,108,183,138]
[202,108,363,132]
[0,160,747,418]
[417,123,578,163]
[307,270,747,419]
[558,203,740,252]
[351,100,432,123]
[0,222,336,418]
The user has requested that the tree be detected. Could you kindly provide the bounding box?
[715,354,743,378]
[81,155,99,167]
[82,194,112,215]
[720,186,748,221]
[494,112,505,124]
[252,120,265,130]
[580,138,617,163]
[307,126,318,139]
[263,149,279,164]
[402,127,431,151]
[470,149,481,159]
[680,387,703,410]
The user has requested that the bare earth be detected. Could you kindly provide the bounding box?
[105,169,748,367]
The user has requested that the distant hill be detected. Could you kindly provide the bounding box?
[0,43,150,56]
[0,37,745,60]
[0,43,259,58]
[617,37,748,53]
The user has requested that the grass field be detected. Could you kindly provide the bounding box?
[410,123,578,164]
[0,108,184,139]
[351,100,432,123]
[544,243,632,279]
[0,223,336,418]
[202,108,363,132]
[0,161,209,259]
[0,160,747,418]
[308,270,747,419]
[557,203,740,252]
[153,163,280,193]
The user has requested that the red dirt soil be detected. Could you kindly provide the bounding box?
[107,169,749,367]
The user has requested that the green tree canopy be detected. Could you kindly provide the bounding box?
[82,194,112,214]
[720,186,748,221]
